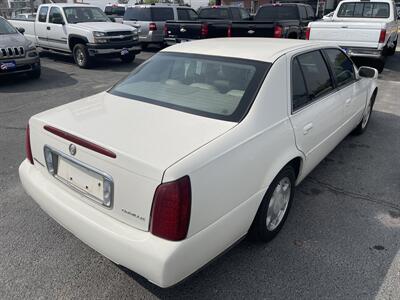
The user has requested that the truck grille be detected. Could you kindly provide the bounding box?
[0,47,25,59]
[105,31,135,42]
[106,31,132,36]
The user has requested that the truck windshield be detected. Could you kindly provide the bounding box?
[63,7,109,23]
[109,52,270,122]
[0,18,17,34]
[198,8,230,19]
[255,5,299,21]
[337,2,390,18]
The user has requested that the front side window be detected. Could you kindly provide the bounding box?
[299,6,307,19]
[337,2,390,18]
[110,53,270,121]
[152,8,174,21]
[49,7,64,24]
[240,9,251,20]
[324,49,355,87]
[63,7,109,23]
[306,6,315,19]
[0,18,17,34]
[296,50,334,102]
[38,6,48,23]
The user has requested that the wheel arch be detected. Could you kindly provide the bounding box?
[68,34,89,51]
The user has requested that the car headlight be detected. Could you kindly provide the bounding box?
[93,31,106,37]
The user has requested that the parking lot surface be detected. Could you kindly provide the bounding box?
[1,49,399,299]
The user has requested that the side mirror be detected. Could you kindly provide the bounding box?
[358,66,378,79]
[17,27,25,34]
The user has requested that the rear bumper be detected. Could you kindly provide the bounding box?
[86,41,141,56]
[0,55,40,75]
[19,160,249,288]
[343,47,383,59]
[165,38,193,46]
[139,33,164,43]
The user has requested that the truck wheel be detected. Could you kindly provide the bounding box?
[28,67,41,79]
[249,165,295,242]
[374,59,385,73]
[120,52,135,63]
[73,44,91,68]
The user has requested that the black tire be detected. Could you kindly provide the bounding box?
[374,58,385,73]
[120,52,135,63]
[28,66,41,79]
[386,40,397,56]
[73,44,91,68]
[249,166,296,242]
[353,92,376,135]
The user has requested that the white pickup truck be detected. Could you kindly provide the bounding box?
[10,4,141,68]
[307,0,399,72]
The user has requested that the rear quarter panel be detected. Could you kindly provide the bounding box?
[164,56,303,239]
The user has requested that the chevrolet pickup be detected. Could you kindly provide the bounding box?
[10,4,141,68]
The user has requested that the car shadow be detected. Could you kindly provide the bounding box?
[118,109,400,299]
[0,66,78,93]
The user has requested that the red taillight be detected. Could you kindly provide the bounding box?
[43,125,117,159]
[163,23,168,36]
[26,124,34,165]
[274,25,283,38]
[149,22,157,31]
[150,176,191,241]
[227,24,232,37]
[379,29,386,43]
[306,27,311,40]
[201,23,208,38]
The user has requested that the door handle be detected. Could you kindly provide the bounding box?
[303,123,313,135]
[345,98,351,105]
[47,26,51,30]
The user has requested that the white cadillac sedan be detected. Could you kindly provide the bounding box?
[19,38,378,288]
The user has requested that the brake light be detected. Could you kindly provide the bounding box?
[26,124,34,165]
[43,125,117,159]
[306,27,311,40]
[149,22,157,31]
[150,176,191,241]
[163,23,168,36]
[227,24,232,37]
[379,29,386,43]
[274,25,283,38]
[201,23,208,38]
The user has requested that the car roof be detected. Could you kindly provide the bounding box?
[41,3,98,8]
[162,38,328,63]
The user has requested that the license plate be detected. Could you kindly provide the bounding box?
[120,48,129,55]
[44,146,114,208]
[0,61,16,71]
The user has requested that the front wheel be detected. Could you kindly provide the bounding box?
[249,166,296,242]
[73,44,91,68]
[120,52,135,63]
[353,93,376,135]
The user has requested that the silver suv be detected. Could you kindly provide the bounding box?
[123,4,198,49]
[0,17,40,79]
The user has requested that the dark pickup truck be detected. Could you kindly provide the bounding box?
[164,4,316,44]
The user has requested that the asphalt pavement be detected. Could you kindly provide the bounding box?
[0,48,399,299]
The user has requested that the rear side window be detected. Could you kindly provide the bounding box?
[295,51,334,103]
[292,58,309,110]
[337,2,390,18]
[152,7,174,21]
[38,6,48,22]
[124,7,151,21]
[177,8,198,20]
[255,5,299,21]
[324,49,355,87]
[198,8,230,19]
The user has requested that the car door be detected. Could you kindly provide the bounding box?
[288,49,346,176]
[323,48,368,131]
[46,6,68,51]
[36,6,49,47]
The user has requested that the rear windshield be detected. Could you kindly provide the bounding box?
[0,18,17,34]
[255,5,299,21]
[124,7,174,21]
[104,6,125,16]
[337,2,390,18]
[110,53,270,122]
[198,8,230,19]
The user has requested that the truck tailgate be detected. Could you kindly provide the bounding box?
[230,21,275,38]
[309,21,385,48]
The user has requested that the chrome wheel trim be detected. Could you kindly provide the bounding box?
[75,48,85,66]
[362,101,372,129]
[266,177,291,231]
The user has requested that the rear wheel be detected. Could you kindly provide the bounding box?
[120,52,135,63]
[249,166,296,242]
[73,44,91,68]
